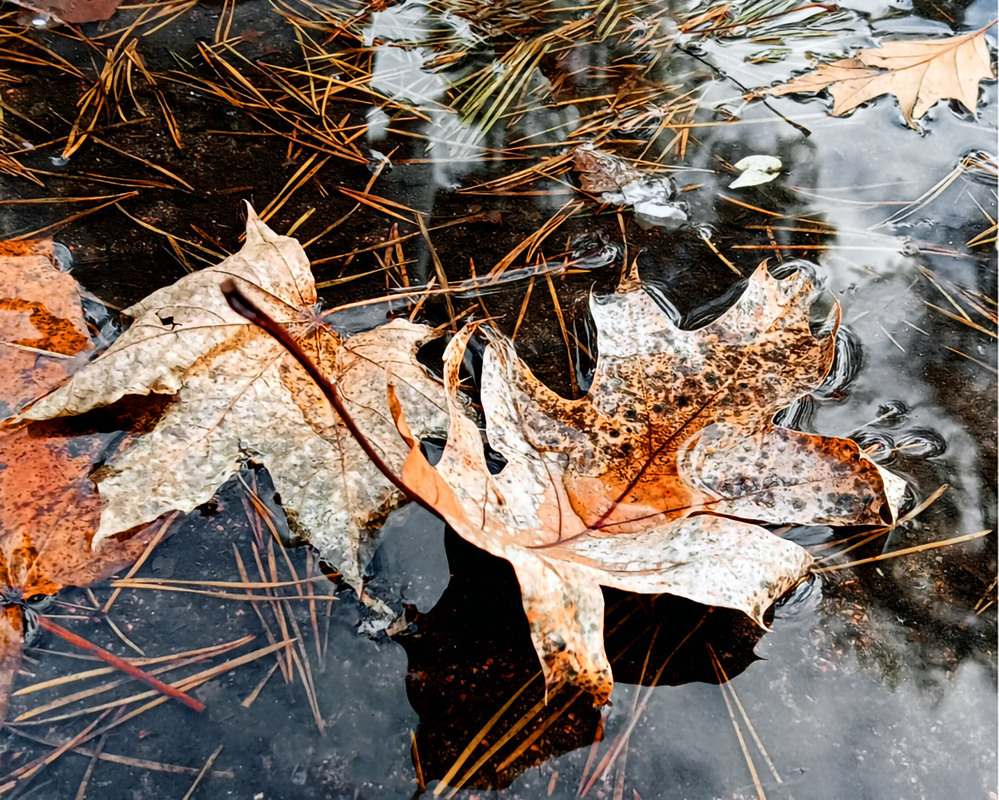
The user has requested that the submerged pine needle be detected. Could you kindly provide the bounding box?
[815,530,992,573]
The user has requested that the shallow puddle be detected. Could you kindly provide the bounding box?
[0,0,994,797]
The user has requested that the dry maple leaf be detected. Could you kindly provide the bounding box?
[0,241,162,722]
[19,208,448,594]
[761,26,996,127]
[387,262,905,703]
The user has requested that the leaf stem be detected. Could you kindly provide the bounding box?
[220,279,431,514]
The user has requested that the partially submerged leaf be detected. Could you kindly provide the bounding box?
[0,243,159,722]
[20,209,448,593]
[0,427,158,598]
[573,144,645,194]
[0,240,92,417]
[0,424,166,713]
[390,263,905,702]
[572,145,688,229]
[761,26,996,127]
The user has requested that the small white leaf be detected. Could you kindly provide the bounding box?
[730,155,783,188]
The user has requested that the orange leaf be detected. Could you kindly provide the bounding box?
[0,240,163,722]
[0,239,92,418]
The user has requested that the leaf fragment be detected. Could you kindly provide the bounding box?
[572,144,688,229]
[0,240,92,418]
[730,155,783,189]
[5,0,123,25]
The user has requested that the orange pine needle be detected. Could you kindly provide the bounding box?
[36,616,204,712]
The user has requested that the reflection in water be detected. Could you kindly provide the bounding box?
[398,532,767,791]
[363,0,489,191]
[370,47,448,105]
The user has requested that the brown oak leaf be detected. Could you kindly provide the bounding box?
[389,262,905,703]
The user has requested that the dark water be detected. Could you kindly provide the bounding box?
[0,0,995,797]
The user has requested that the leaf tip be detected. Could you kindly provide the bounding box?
[617,257,643,293]
[243,203,277,245]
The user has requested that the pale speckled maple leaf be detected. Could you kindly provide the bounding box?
[390,262,905,703]
[19,208,448,593]
[762,26,996,127]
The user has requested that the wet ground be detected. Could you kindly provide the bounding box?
[0,0,995,797]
